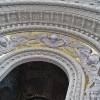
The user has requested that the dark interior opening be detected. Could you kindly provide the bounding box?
[0,61,69,100]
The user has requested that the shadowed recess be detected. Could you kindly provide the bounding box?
[0,61,69,100]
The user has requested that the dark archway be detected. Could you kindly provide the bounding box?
[0,61,69,100]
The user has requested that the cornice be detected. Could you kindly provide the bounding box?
[0,0,99,13]
[0,5,99,43]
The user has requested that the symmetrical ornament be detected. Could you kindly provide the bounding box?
[0,31,99,100]
[0,0,99,99]
[40,34,70,48]
[0,33,70,54]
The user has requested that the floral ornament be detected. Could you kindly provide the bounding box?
[0,35,29,55]
[85,55,100,100]
[0,37,8,48]
[10,35,28,46]
[87,54,100,65]
[73,44,92,57]
[0,36,13,55]
[74,43,100,100]
[40,34,70,48]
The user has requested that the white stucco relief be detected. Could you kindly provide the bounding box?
[0,0,99,100]
[0,32,99,100]
[0,48,85,100]
[74,44,100,100]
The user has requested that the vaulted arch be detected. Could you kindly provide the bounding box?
[0,1,100,100]
[0,48,85,100]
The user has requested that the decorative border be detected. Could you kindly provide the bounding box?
[0,48,85,100]
[0,5,100,38]
[0,2,100,100]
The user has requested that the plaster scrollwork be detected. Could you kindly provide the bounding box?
[39,34,70,48]
[0,1,99,100]
[0,35,28,55]
[0,32,99,100]
[0,33,70,54]
[0,36,13,55]
[41,35,100,100]
[74,43,100,100]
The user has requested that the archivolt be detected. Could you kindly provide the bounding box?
[0,48,85,100]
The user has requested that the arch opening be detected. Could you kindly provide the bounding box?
[0,61,69,100]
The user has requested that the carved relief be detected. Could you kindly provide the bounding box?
[40,34,70,48]
[0,10,99,43]
[32,12,41,21]
[0,36,12,55]
[74,44,100,100]
[0,35,28,55]
[0,32,99,100]
[0,2,99,100]
[19,12,30,22]
[42,12,51,22]
[0,48,84,100]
